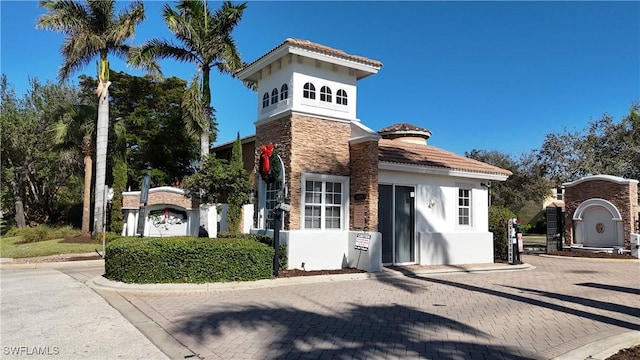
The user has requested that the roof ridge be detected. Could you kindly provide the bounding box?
[238,38,383,77]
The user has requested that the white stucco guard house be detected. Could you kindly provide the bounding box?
[232,38,512,271]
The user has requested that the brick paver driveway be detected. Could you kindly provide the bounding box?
[122,255,639,360]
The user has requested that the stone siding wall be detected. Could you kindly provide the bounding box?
[255,114,352,230]
[290,115,351,230]
[349,140,379,231]
[255,115,293,229]
[564,180,637,248]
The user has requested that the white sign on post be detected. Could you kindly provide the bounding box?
[355,233,371,251]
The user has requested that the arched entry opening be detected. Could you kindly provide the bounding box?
[572,198,624,247]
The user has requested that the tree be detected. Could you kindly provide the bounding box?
[51,99,95,234]
[1,77,84,226]
[110,117,127,234]
[37,0,146,235]
[227,133,251,231]
[78,70,199,188]
[128,0,247,159]
[466,149,551,208]
[183,148,252,231]
[537,103,640,183]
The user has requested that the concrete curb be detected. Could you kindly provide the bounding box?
[87,263,535,293]
[0,259,105,270]
[552,331,640,360]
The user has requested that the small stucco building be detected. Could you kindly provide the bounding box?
[224,39,512,271]
[563,175,639,250]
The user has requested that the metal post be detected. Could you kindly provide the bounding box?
[137,166,151,237]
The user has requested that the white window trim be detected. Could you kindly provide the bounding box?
[300,173,350,231]
[456,183,474,229]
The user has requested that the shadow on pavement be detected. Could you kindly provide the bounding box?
[177,302,535,360]
[502,285,640,319]
[395,272,640,332]
[576,282,640,296]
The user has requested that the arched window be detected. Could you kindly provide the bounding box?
[280,84,288,101]
[320,86,332,102]
[303,82,316,99]
[336,89,348,105]
[262,93,269,108]
[271,88,278,105]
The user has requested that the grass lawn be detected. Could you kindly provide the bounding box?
[0,236,102,259]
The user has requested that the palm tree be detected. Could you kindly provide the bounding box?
[37,0,145,235]
[129,0,247,159]
[51,103,95,234]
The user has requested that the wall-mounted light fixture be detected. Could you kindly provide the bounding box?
[428,199,437,208]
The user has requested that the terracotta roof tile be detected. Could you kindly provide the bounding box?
[240,38,383,74]
[379,139,513,177]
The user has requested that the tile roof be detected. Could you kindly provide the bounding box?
[240,38,383,73]
[378,139,513,177]
[379,122,432,141]
[379,123,431,133]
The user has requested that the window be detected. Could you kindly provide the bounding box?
[320,86,332,102]
[265,181,282,229]
[271,88,278,105]
[556,188,563,201]
[262,93,269,108]
[303,176,346,230]
[280,84,288,101]
[303,82,316,99]
[336,89,348,105]
[458,189,471,226]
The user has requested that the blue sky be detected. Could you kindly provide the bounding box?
[1,1,638,156]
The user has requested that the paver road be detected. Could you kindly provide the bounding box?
[123,255,640,360]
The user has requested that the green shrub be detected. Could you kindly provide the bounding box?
[105,237,274,284]
[7,225,81,243]
[489,206,517,261]
[217,231,287,269]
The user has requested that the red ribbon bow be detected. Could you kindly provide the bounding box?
[260,143,274,173]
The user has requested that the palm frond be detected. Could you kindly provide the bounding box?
[182,73,206,142]
[127,46,162,76]
[39,0,145,81]
[162,4,202,54]
[211,1,247,36]
[213,34,243,74]
[37,0,90,34]
[108,1,145,45]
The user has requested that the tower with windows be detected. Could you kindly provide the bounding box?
[237,38,382,233]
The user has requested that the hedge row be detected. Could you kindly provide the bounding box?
[105,236,274,284]
[217,231,287,270]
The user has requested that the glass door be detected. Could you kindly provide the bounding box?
[378,185,415,264]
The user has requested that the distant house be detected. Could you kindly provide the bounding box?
[542,187,565,210]
[212,38,511,271]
